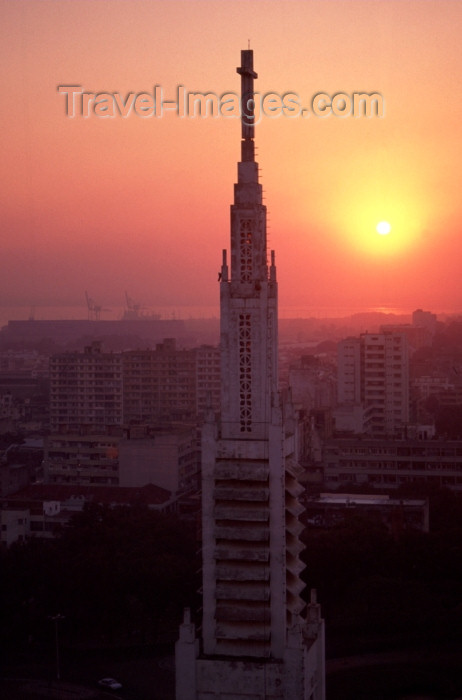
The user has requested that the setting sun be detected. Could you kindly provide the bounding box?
[376,221,391,235]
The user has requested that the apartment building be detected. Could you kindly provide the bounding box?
[46,340,219,488]
[123,340,220,426]
[337,332,409,436]
[321,438,462,491]
[49,341,123,433]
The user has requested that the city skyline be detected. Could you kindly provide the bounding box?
[2,1,462,316]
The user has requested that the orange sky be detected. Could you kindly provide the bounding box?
[1,0,462,318]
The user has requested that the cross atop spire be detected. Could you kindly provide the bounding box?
[237,49,258,161]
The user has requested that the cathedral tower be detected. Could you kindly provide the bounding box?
[176,50,325,700]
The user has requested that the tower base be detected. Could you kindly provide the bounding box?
[175,602,325,700]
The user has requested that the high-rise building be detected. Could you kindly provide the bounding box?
[50,339,220,434]
[47,342,123,486]
[336,336,361,406]
[337,331,409,436]
[47,340,219,487]
[195,344,221,417]
[123,340,196,425]
[49,341,123,434]
[123,341,220,426]
[362,332,409,435]
[412,308,437,337]
[176,50,325,700]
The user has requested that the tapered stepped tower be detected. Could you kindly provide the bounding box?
[176,50,325,700]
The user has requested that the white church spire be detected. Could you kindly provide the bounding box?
[220,49,278,440]
[175,50,325,700]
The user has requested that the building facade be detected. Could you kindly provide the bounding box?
[337,332,409,436]
[47,340,219,487]
[123,340,196,425]
[321,437,462,491]
[49,341,123,433]
[50,340,220,434]
[175,50,325,700]
[44,433,121,486]
[304,492,429,533]
[119,427,199,494]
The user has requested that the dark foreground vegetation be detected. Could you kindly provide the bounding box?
[327,658,462,700]
[0,504,200,658]
[303,485,462,659]
[2,488,462,697]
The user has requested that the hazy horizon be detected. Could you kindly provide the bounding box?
[1,303,460,330]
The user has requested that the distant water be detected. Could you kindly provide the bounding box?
[0,304,459,330]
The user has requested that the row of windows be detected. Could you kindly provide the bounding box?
[333,461,462,472]
[328,474,462,486]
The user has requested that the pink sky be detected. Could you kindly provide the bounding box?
[1,0,462,318]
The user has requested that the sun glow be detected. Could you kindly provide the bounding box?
[327,156,431,259]
[352,203,420,257]
[376,221,391,235]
